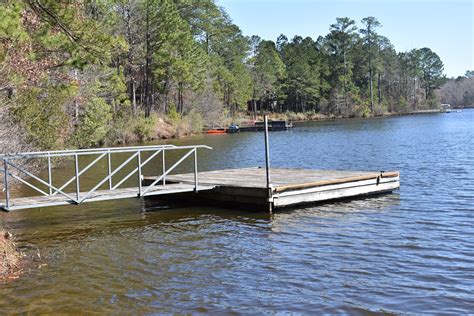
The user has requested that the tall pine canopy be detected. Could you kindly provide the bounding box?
[0,1,448,151]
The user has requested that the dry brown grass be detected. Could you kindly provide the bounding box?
[0,229,23,281]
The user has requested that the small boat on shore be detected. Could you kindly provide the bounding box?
[205,128,227,134]
[227,125,240,133]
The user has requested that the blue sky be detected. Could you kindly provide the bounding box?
[218,0,473,78]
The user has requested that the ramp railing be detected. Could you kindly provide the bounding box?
[0,144,212,210]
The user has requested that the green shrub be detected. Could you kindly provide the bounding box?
[187,111,204,133]
[105,115,136,145]
[13,85,73,150]
[396,96,409,113]
[133,113,157,141]
[72,97,112,148]
[167,103,180,123]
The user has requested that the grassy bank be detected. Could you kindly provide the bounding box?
[104,112,204,145]
[224,107,442,127]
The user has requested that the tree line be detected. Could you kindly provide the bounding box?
[0,0,447,152]
[439,71,474,107]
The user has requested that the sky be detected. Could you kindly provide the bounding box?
[218,0,473,78]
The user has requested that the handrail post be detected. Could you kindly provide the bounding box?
[194,148,198,193]
[137,150,142,196]
[47,153,52,195]
[3,159,10,209]
[74,154,80,203]
[264,115,272,213]
[107,150,112,190]
[162,148,166,186]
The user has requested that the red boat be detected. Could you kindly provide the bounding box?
[205,128,227,134]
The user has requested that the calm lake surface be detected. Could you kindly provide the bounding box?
[1,110,473,314]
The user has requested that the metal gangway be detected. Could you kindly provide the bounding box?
[0,145,212,211]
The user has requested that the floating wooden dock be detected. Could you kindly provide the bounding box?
[0,122,400,212]
[144,167,399,210]
[0,165,399,212]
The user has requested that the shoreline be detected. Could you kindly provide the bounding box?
[228,109,445,129]
[133,109,450,142]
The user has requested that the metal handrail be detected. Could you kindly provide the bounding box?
[1,144,212,210]
[0,144,175,158]
[0,144,212,159]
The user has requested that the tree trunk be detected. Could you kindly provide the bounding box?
[253,99,257,119]
[73,69,79,121]
[125,3,135,113]
[377,71,381,105]
[144,0,152,117]
[413,77,416,109]
[132,81,136,114]
[178,82,184,115]
[369,55,374,112]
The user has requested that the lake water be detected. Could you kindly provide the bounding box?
[1,110,473,314]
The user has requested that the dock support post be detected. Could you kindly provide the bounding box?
[47,153,52,196]
[264,115,273,213]
[162,149,166,186]
[137,151,142,196]
[74,154,80,203]
[3,159,10,210]
[107,150,112,190]
[194,148,198,193]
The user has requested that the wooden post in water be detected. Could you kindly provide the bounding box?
[264,115,273,213]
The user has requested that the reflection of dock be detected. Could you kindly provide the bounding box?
[145,167,400,211]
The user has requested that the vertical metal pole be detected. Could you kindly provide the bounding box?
[3,159,10,209]
[107,150,112,190]
[75,154,80,203]
[194,148,198,193]
[162,148,166,186]
[264,115,271,189]
[137,151,142,196]
[47,153,52,195]
[264,115,272,213]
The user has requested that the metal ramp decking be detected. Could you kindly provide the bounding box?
[2,184,215,211]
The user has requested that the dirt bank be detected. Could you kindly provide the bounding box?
[0,230,22,281]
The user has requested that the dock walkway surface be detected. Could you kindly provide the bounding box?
[1,183,214,211]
